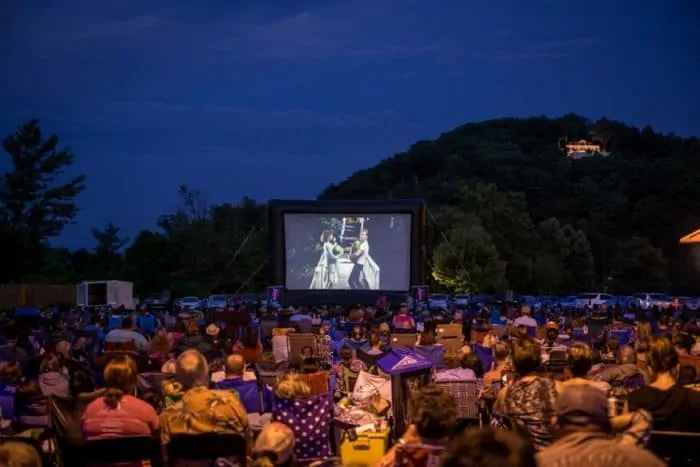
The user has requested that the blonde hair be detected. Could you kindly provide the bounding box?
[0,441,42,467]
[482,332,498,348]
[162,380,183,395]
[274,373,311,399]
[161,359,177,374]
[252,422,295,467]
[637,321,652,342]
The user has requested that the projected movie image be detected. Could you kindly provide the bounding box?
[284,213,411,291]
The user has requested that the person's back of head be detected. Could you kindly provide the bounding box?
[492,342,510,365]
[511,337,541,376]
[410,384,458,440]
[418,331,436,346]
[252,422,295,467]
[299,358,318,374]
[103,355,138,406]
[619,345,636,365]
[648,336,679,375]
[176,349,209,390]
[441,427,536,467]
[225,354,246,377]
[567,342,593,378]
[444,348,463,370]
[460,352,484,378]
[39,353,61,374]
[274,373,311,400]
[0,441,42,467]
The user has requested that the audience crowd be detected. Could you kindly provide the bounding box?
[0,301,697,466]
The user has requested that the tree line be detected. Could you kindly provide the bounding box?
[2,115,699,297]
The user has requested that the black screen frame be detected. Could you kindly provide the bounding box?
[269,199,425,306]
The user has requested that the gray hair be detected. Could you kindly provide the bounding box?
[175,349,209,390]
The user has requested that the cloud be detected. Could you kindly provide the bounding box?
[13,1,463,64]
[59,99,401,131]
[473,35,599,62]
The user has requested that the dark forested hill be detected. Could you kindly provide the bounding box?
[5,116,700,297]
[320,114,700,295]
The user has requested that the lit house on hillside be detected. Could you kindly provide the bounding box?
[565,139,608,159]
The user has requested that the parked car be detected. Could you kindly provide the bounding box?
[453,294,470,307]
[556,296,578,308]
[179,296,200,311]
[574,293,613,308]
[207,294,228,309]
[631,293,673,309]
[142,292,171,311]
[428,294,450,309]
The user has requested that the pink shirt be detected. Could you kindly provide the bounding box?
[81,394,160,441]
[393,314,415,330]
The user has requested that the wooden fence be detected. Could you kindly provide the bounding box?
[0,284,76,310]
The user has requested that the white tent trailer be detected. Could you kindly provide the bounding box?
[77,281,134,309]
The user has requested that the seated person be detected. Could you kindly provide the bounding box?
[160,350,250,444]
[434,348,476,382]
[104,317,148,352]
[377,385,458,467]
[81,355,159,440]
[392,306,416,330]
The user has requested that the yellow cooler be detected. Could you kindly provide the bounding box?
[339,429,391,466]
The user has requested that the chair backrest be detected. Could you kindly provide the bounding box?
[288,333,318,366]
[296,371,331,397]
[391,333,417,349]
[84,436,161,465]
[434,379,483,420]
[254,361,288,388]
[435,324,462,349]
[104,340,136,352]
[272,327,296,337]
[167,433,247,467]
[274,393,333,462]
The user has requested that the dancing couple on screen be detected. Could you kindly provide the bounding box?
[320,228,371,289]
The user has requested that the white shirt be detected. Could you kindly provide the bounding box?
[513,315,538,328]
[355,240,369,265]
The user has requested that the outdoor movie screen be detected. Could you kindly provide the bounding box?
[284,213,412,291]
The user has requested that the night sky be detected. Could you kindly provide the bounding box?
[2,0,698,249]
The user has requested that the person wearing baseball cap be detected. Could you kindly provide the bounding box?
[537,384,663,467]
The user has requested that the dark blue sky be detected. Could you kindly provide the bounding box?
[2,0,699,249]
